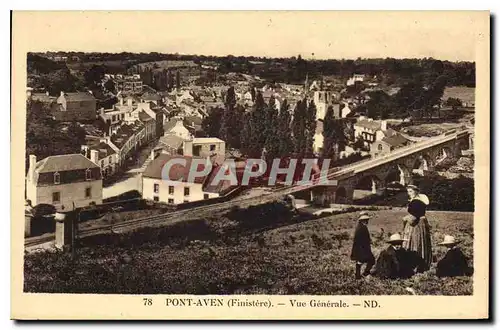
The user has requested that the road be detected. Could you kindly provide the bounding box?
[102,140,159,199]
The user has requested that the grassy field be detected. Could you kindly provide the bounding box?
[24,207,473,295]
[443,86,475,104]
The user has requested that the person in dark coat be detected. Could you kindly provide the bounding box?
[374,233,413,279]
[350,214,375,279]
[436,235,473,278]
[402,185,433,273]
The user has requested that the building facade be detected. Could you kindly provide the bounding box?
[26,154,103,211]
[142,154,218,204]
[183,137,226,164]
[55,91,97,121]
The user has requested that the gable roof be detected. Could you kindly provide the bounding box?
[355,119,382,131]
[61,92,96,102]
[138,111,154,122]
[380,134,409,148]
[159,134,186,150]
[88,142,116,158]
[141,91,162,101]
[142,154,209,184]
[35,154,100,173]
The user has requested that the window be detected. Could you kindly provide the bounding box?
[121,113,125,119]
[154,183,159,193]
[184,187,190,196]
[168,186,174,195]
[112,115,116,121]
[101,160,104,168]
[85,187,92,198]
[85,169,92,180]
[378,144,383,151]
[153,196,159,202]
[53,172,60,184]
[168,198,174,204]
[52,191,60,203]
[193,145,202,157]
[108,156,112,163]
[204,193,209,200]
[210,144,216,151]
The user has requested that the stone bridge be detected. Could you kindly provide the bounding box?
[303,130,471,205]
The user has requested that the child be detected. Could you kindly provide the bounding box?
[436,235,473,278]
[350,214,375,279]
[374,233,411,279]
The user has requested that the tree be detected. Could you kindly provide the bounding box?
[322,107,349,161]
[176,71,181,90]
[292,100,307,156]
[201,107,224,137]
[445,97,463,110]
[249,91,269,157]
[264,96,280,160]
[304,100,317,157]
[276,99,293,157]
[84,65,106,88]
[103,79,115,93]
[365,90,393,119]
[423,75,448,118]
[219,87,243,150]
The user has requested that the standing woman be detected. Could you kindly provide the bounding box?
[402,184,433,273]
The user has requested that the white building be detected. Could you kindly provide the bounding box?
[347,74,366,86]
[26,154,103,211]
[183,137,226,164]
[353,116,397,146]
[142,154,218,204]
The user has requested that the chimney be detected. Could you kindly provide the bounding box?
[90,150,99,165]
[120,96,124,106]
[381,120,387,131]
[45,91,49,96]
[28,155,36,182]
[150,149,157,161]
[127,98,133,107]
[100,107,105,117]
[60,91,64,97]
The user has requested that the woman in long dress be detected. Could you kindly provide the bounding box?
[402,184,432,273]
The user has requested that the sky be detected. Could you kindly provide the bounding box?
[13,11,487,61]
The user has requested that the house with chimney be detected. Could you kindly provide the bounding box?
[26,154,103,211]
[354,117,393,146]
[54,91,97,121]
[81,137,120,178]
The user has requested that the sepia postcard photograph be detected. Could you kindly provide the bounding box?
[10,10,490,320]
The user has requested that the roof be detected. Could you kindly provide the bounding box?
[141,91,162,101]
[110,121,145,149]
[35,154,100,173]
[61,92,96,102]
[89,142,116,158]
[192,137,224,144]
[355,119,382,131]
[183,115,203,126]
[138,111,154,122]
[380,134,409,148]
[31,93,55,103]
[159,134,186,150]
[142,154,209,184]
[164,119,186,133]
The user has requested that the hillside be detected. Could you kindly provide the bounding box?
[24,208,473,295]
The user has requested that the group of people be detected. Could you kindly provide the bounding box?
[350,184,473,280]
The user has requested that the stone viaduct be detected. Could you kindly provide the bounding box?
[299,129,472,205]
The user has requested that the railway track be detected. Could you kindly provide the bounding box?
[25,129,470,249]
